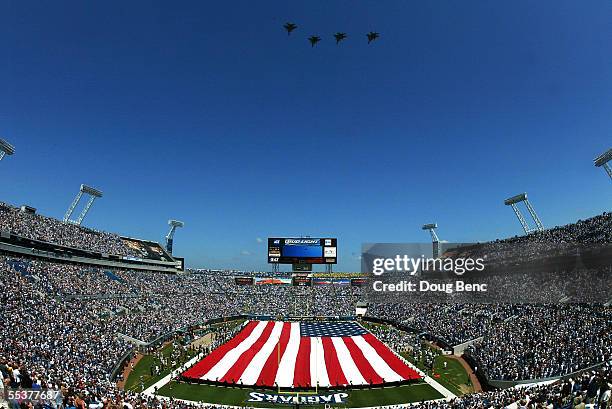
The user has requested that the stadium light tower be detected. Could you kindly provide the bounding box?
[165,219,184,254]
[0,138,15,161]
[63,184,103,225]
[504,192,544,234]
[594,148,612,182]
[422,223,441,258]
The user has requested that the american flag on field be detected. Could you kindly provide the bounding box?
[182,321,421,388]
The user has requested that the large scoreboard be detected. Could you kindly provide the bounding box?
[268,238,337,264]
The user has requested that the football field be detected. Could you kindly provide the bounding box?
[156,381,444,407]
[127,320,462,407]
[182,321,422,388]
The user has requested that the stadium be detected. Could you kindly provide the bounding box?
[0,187,611,408]
[1,2,612,409]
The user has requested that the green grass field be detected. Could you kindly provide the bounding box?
[156,381,443,407]
[430,356,473,396]
[125,320,472,407]
[125,343,199,392]
[125,344,175,392]
[400,346,473,396]
[124,319,244,392]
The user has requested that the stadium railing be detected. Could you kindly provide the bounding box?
[486,362,608,389]
[0,239,180,273]
[462,352,609,389]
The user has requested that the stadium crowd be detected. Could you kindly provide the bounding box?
[368,303,517,346]
[499,211,612,244]
[0,206,611,409]
[449,212,612,271]
[0,257,131,396]
[0,202,136,257]
[407,364,612,409]
[364,323,421,354]
[466,304,612,381]
[3,253,610,397]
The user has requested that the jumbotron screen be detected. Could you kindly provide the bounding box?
[268,238,337,264]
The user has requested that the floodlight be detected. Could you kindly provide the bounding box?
[594,148,612,167]
[504,193,528,206]
[0,138,15,161]
[80,184,103,198]
[594,148,612,181]
[166,219,184,254]
[169,220,184,228]
[422,223,440,258]
[64,184,103,225]
[0,138,15,155]
[503,192,543,234]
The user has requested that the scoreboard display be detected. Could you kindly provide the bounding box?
[234,277,254,285]
[292,274,312,286]
[268,238,337,264]
[351,277,368,287]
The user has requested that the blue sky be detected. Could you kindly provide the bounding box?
[1,0,610,270]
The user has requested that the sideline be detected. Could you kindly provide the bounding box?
[446,355,482,393]
[145,391,450,409]
[142,352,205,395]
[141,320,457,407]
[141,350,456,408]
[360,322,456,400]
[393,350,456,399]
[117,352,143,390]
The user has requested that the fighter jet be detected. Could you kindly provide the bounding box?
[308,36,321,47]
[334,32,347,44]
[367,32,380,44]
[283,22,297,35]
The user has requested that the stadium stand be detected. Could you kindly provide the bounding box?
[465,305,611,381]
[408,363,611,408]
[0,202,135,256]
[0,206,611,408]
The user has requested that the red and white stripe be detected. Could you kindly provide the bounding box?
[182,321,421,388]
